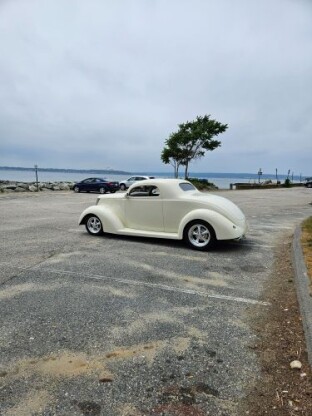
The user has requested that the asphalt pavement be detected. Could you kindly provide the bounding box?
[0,187,311,415]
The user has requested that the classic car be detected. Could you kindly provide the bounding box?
[119,175,155,191]
[78,179,248,250]
[73,177,120,194]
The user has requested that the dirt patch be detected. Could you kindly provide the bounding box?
[5,390,52,416]
[242,235,312,415]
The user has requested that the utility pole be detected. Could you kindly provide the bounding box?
[34,164,39,191]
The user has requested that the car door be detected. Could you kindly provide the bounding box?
[94,178,105,192]
[125,185,164,231]
[87,178,98,192]
[127,176,137,187]
[81,178,94,192]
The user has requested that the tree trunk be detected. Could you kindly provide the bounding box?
[184,162,189,179]
[174,162,179,178]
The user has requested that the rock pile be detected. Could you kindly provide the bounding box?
[0,180,75,193]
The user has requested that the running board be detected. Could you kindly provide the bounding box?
[116,228,180,240]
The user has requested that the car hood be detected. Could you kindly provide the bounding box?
[183,192,246,222]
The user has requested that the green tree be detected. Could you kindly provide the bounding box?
[161,133,188,178]
[161,115,228,178]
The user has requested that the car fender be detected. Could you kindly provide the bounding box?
[178,209,244,241]
[79,205,124,233]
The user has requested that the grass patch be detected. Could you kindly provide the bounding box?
[301,217,312,284]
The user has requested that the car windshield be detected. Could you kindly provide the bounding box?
[179,182,196,192]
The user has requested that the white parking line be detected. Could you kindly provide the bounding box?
[36,268,270,306]
[251,225,293,230]
[148,251,207,262]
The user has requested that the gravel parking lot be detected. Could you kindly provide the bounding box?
[0,188,312,415]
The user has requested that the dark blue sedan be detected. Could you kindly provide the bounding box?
[73,178,120,194]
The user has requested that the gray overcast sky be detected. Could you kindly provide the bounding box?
[0,0,311,175]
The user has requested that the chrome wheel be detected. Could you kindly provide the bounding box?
[86,216,103,235]
[120,184,126,191]
[74,186,80,193]
[99,187,106,194]
[184,221,215,250]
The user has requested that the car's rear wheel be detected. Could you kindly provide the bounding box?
[120,184,126,191]
[85,215,103,236]
[74,186,80,193]
[184,220,215,250]
[99,187,106,194]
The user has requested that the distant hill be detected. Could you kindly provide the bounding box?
[0,166,131,175]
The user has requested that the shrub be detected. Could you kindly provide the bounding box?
[284,178,291,187]
[187,177,218,190]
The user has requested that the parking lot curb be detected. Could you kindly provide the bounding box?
[292,225,312,366]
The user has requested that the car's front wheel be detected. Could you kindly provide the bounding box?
[74,186,80,193]
[99,187,106,194]
[85,215,103,236]
[120,184,126,191]
[184,220,215,250]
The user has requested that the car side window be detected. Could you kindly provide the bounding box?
[129,186,148,197]
[179,183,196,191]
[129,185,160,197]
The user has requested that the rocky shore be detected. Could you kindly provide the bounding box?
[0,180,75,193]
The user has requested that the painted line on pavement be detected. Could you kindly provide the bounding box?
[37,268,270,306]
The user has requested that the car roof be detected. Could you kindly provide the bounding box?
[128,178,197,197]
[79,177,107,181]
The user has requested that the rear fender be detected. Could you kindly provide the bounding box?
[178,209,241,241]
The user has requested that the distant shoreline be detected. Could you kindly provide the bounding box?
[0,166,309,179]
[0,166,131,175]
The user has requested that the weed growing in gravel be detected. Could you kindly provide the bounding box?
[301,216,312,284]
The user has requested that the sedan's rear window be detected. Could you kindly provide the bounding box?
[179,183,196,191]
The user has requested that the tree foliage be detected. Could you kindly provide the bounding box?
[161,115,228,178]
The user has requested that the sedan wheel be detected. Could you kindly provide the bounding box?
[74,186,80,193]
[120,184,126,191]
[184,221,215,250]
[86,215,103,236]
[99,187,106,194]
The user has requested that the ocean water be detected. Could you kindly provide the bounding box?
[0,169,303,190]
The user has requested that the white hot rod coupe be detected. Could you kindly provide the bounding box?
[79,179,248,250]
